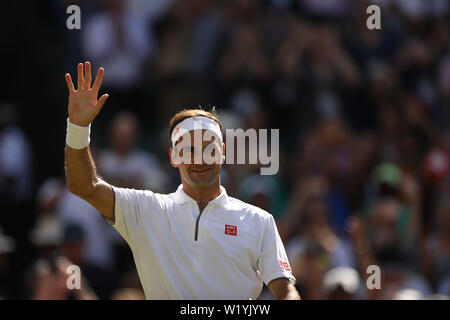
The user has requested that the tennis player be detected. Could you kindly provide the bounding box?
[64,62,300,300]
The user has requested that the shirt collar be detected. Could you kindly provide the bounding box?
[174,184,229,208]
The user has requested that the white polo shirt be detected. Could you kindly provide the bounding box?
[111,184,295,300]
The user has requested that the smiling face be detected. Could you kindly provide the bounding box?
[170,129,224,189]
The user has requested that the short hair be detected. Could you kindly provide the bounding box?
[168,107,223,140]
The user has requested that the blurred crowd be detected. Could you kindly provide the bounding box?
[1,0,450,299]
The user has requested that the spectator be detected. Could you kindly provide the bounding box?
[57,223,116,299]
[285,198,355,299]
[0,227,15,299]
[81,0,155,119]
[82,0,154,92]
[322,267,362,300]
[422,198,450,290]
[97,111,169,192]
[56,184,119,272]
[0,103,33,299]
[32,174,119,275]
[218,24,272,87]
[0,103,33,233]
[110,287,145,300]
[30,254,97,300]
[238,174,286,219]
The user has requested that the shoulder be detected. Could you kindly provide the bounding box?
[113,187,173,210]
[227,196,274,222]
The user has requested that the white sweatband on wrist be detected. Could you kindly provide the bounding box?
[66,118,91,149]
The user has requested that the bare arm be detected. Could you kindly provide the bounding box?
[64,62,114,221]
[268,278,301,300]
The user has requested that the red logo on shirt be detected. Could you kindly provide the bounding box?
[225,224,237,236]
[279,260,291,271]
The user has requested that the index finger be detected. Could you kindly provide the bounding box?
[91,67,104,93]
[65,73,75,94]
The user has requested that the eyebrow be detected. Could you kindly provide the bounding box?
[183,143,216,150]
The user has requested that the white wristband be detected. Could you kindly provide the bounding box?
[66,118,91,149]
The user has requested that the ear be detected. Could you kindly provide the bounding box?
[169,147,178,168]
[221,143,226,164]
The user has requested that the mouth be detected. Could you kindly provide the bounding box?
[191,167,212,176]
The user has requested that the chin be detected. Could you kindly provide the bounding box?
[191,178,215,188]
[189,173,219,187]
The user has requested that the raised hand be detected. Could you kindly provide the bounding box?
[65,62,108,126]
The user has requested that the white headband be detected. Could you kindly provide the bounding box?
[171,116,223,148]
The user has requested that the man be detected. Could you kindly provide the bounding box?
[64,61,300,300]
[97,111,169,192]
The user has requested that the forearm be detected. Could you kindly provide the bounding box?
[65,145,98,197]
[75,275,98,300]
[279,285,301,300]
[269,278,301,300]
[65,143,114,220]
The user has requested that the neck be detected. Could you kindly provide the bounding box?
[182,179,221,207]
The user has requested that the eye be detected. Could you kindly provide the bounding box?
[182,147,201,155]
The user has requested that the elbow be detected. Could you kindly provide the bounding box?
[66,183,84,198]
[66,179,95,199]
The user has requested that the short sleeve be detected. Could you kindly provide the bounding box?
[257,215,296,286]
[111,186,160,247]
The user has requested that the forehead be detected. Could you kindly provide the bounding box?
[175,129,221,146]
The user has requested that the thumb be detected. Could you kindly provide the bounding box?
[96,94,109,110]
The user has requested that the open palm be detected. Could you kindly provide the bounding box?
[65,62,108,126]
